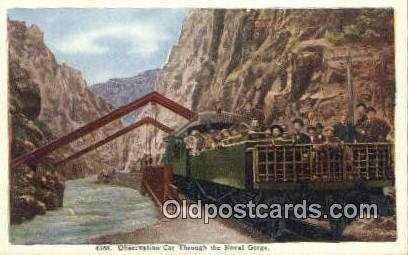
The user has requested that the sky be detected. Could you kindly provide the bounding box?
[8,8,187,84]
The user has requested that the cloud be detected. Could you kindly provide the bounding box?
[56,22,170,56]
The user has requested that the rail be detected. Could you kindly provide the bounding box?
[248,143,393,183]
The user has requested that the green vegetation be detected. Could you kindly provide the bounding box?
[328,10,394,45]
[33,118,51,134]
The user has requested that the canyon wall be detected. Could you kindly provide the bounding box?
[158,9,394,127]
[125,9,395,166]
[8,20,128,223]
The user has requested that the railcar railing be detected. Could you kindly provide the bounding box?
[248,143,393,183]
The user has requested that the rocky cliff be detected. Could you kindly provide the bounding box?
[8,19,127,176]
[8,20,128,223]
[158,9,394,126]
[124,9,395,166]
[9,60,66,224]
[90,69,159,126]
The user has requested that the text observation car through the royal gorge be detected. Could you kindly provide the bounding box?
[163,111,394,238]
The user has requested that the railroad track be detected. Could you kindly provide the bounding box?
[173,185,352,242]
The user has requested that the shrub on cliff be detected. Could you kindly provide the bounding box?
[327,10,394,45]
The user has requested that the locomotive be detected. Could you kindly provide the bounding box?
[163,111,394,238]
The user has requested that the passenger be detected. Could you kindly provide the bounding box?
[265,127,272,136]
[229,128,243,142]
[355,103,368,141]
[359,106,391,142]
[333,112,357,143]
[355,103,368,128]
[184,131,195,151]
[185,130,203,156]
[322,126,341,143]
[315,123,324,142]
[231,128,241,137]
[307,126,323,144]
[241,102,254,121]
[215,129,231,146]
[220,128,231,138]
[248,119,261,134]
[236,121,248,134]
[270,124,291,144]
[213,131,224,145]
[202,133,216,150]
[280,124,292,140]
[291,119,311,144]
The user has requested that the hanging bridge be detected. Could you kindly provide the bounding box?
[10,91,195,169]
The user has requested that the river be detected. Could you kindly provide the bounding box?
[10,175,159,244]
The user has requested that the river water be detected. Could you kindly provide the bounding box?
[10,175,159,244]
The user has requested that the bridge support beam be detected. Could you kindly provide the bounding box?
[55,117,173,166]
[11,91,194,168]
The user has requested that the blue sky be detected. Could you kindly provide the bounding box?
[8,8,187,84]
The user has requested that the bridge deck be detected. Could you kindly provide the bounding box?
[11,91,195,168]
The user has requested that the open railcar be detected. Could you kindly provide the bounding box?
[163,111,394,238]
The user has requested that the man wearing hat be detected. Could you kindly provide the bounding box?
[359,107,391,142]
[355,103,368,141]
[333,112,357,143]
[355,103,368,128]
[307,125,324,144]
[315,123,324,142]
[322,126,341,143]
[291,119,311,144]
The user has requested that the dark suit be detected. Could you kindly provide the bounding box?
[333,122,356,143]
[360,118,391,142]
[292,132,311,144]
[309,135,324,144]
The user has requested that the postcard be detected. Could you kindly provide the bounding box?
[1,1,407,254]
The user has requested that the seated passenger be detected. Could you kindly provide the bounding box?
[315,123,324,142]
[291,119,311,144]
[185,130,203,156]
[228,128,243,142]
[265,127,272,136]
[322,126,341,144]
[333,112,357,143]
[220,128,231,138]
[270,124,292,144]
[307,125,324,144]
[280,124,292,140]
[248,119,261,134]
[202,133,216,150]
[358,107,391,142]
[237,120,258,138]
[213,132,223,145]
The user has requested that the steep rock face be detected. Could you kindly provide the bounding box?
[8,19,127,178]
[9,60,65,224]
[124,9,395,167]
[158,9,394,127]
[90,69,159,125]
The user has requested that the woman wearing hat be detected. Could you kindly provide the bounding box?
[269,124,292,145]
